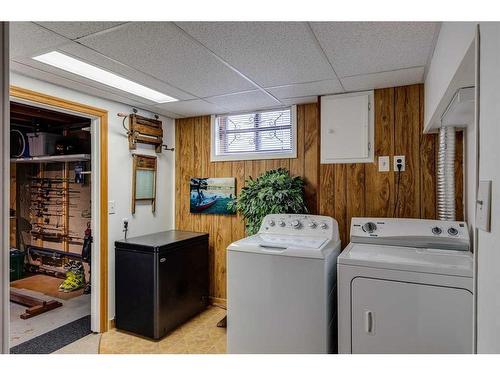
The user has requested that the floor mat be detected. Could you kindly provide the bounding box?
[10,315,91,354]
[11,274,84,300]
[10,291,90,348]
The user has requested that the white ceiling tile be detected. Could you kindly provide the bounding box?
[266,79,343,99]
[36,22,126,40]
[310,22,439,77]
[177,22,338,87]
[341,66,425,91]
[9,22,71,59]
[77,22,257,98]
[10,60,181,118]
[205,90,281,113]
[154,99,227,117]
[281,96,318,105]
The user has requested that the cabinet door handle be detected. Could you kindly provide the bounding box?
[160,257,166,263]
[365,310,375,335]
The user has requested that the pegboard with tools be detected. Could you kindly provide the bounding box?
[15,160,92,274]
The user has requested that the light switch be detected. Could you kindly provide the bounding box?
[476,180,492,232]
[378,156,390,172]
[108,200,116,215]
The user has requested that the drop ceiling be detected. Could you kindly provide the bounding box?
[9,21,440,118]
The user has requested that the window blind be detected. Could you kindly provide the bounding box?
[215,107,293,158]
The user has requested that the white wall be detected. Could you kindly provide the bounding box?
[9,72,176,320]
[476,22,500,353]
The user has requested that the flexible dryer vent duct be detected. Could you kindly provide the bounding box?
[437,126,456,220]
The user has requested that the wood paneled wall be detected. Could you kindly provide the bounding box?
[175,84,464,301]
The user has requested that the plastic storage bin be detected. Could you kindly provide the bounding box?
[10,249,25,282]
[27,132,60,156]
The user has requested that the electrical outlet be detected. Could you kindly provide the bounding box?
[108,200,116,214]
[394,155,406,172]
[378,156,390,172]
[122,218,129,239]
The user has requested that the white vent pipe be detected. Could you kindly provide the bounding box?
[437,126,456,220]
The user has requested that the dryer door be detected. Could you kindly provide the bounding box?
[351,277,473,353]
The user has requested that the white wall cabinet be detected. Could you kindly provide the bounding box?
[320,90,374,164]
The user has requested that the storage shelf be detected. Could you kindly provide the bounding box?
[10,154,91,163]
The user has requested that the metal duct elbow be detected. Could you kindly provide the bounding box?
[437,126,456,220]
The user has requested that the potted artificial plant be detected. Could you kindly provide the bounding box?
[228,168,308,235]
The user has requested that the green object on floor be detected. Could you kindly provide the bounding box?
[10,249,25,282]
[59,260,86,292]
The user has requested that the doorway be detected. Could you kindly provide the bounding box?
[7,86,108,353]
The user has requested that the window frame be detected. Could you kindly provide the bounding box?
[210,105,297,162]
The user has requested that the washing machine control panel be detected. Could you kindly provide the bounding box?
[350,217,470,251]
[259,214,339,240]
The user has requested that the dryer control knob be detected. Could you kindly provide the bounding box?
[308,222,317,229]
[320,222,328,230]
[291,220,301,229]
[268,219,275,227]
[278,220,286,227]
[362,222,377,233]
[448,227,459,236]
[432,226,442,235]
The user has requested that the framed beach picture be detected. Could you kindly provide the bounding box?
[190,177,236,215]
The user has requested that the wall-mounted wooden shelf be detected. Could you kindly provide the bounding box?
[10,154,91,164]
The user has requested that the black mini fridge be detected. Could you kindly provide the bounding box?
[115,230,208,339]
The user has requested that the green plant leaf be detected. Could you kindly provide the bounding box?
[232,168,308,235]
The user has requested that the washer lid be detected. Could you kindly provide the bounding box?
[338,243,473,277]
[227,233,333,259]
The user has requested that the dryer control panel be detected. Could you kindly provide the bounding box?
[259,214,339,241]
[350,217,470,251]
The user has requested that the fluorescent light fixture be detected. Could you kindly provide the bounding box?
[33,51,177,103]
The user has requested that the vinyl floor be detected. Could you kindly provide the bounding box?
[53,333,101,354]
[99,306,227,354]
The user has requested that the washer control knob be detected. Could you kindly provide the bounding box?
[268,219,275,227]
[362,222,377,233]
[278,220,286,227]
[320,222,328,230]
[308,222,317,229]
[432,226,442,235]
[291,220,301,229]
[448,227,459,236]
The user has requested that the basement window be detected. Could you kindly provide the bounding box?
[211,106,297,161]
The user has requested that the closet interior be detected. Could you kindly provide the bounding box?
[9,102,93,349]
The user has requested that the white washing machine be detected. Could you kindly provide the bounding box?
[338,217,473,354]
[227,214,341,354]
